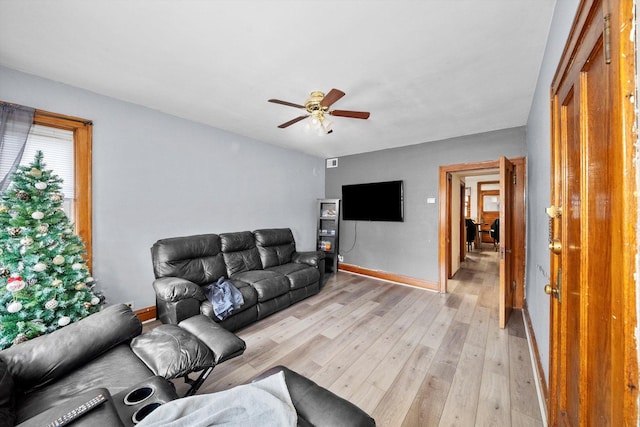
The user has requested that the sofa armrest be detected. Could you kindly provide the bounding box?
[111,376,179,425]
[153,277,205,302]
[16,388,123,427]
[292,251,325,268]
[0,304,141,392]
[254,366,375,427]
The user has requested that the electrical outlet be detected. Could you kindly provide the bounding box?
[338,254,344,262]
[125,301,134,310]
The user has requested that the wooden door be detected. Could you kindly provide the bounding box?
[498,157,514,329]
[445,173,452,278]
[460,183,466,261]
[548,0,638,425]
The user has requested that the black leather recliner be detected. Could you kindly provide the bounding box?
[0,304,246,426]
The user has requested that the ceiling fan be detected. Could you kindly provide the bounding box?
[268,89,370,134]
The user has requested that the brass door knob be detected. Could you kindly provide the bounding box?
[549,239,562,254]
[545,284,558,298]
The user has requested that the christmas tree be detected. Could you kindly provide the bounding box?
[0,151,102,349]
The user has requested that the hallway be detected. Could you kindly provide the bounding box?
[446,245,544,426]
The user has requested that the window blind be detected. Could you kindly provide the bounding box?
[20,124,74,199]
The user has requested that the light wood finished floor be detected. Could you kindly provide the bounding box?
[152,247,543,426]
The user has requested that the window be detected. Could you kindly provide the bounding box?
[21,125,75,221]
[464,187,471,218]
[31,111,93,266]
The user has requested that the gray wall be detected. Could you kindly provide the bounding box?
[0,66,325,310]
[325,127,525,283]
[524,0,580,381]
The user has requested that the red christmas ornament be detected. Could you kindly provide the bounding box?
[6,276,26,292]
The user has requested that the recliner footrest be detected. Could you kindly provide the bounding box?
[178,315,246,364]
[130,324,216,380]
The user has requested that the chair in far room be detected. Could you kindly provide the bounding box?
[490,218,500,251]
[465,218,477,251]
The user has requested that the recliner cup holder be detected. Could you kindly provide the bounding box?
[124,386,155,405]
[131,402,162,424]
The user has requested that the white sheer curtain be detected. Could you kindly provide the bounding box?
[0,103,35,191]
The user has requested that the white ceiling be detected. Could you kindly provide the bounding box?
[0,0,556,158]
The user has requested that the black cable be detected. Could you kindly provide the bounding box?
[341,221,358,254]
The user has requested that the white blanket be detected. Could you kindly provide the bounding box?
[136,371,297,427]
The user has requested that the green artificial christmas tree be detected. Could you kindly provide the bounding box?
[0,151,102,349]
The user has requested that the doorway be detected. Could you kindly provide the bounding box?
[438,157,526,328]
[478,182,500,245]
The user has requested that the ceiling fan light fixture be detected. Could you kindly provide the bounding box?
[304,113,320,132]
[308,111,333,135]
[309,111,322,126]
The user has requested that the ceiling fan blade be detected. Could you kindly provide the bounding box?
[268,99,306,109]
[320,89,346,108]
[278,115,309,128]
[329,110,370,119]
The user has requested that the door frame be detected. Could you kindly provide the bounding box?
[438,157,526,309]
[499,156,515,329]
[459,182,466,263]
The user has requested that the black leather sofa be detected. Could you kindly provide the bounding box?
[0,304,375,426]
[151,228,325,330]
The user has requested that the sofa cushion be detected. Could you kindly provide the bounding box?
[231,270,290,302]
[151,234,227,286]
[220,231,262,275]
[267,263,320,290]
[13,344,153,424]
[0,358,15,427]
[253,228,296,268]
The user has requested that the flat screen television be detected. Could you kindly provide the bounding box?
[342,180,404,222]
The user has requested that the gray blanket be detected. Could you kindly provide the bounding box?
[136,371,297,427]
